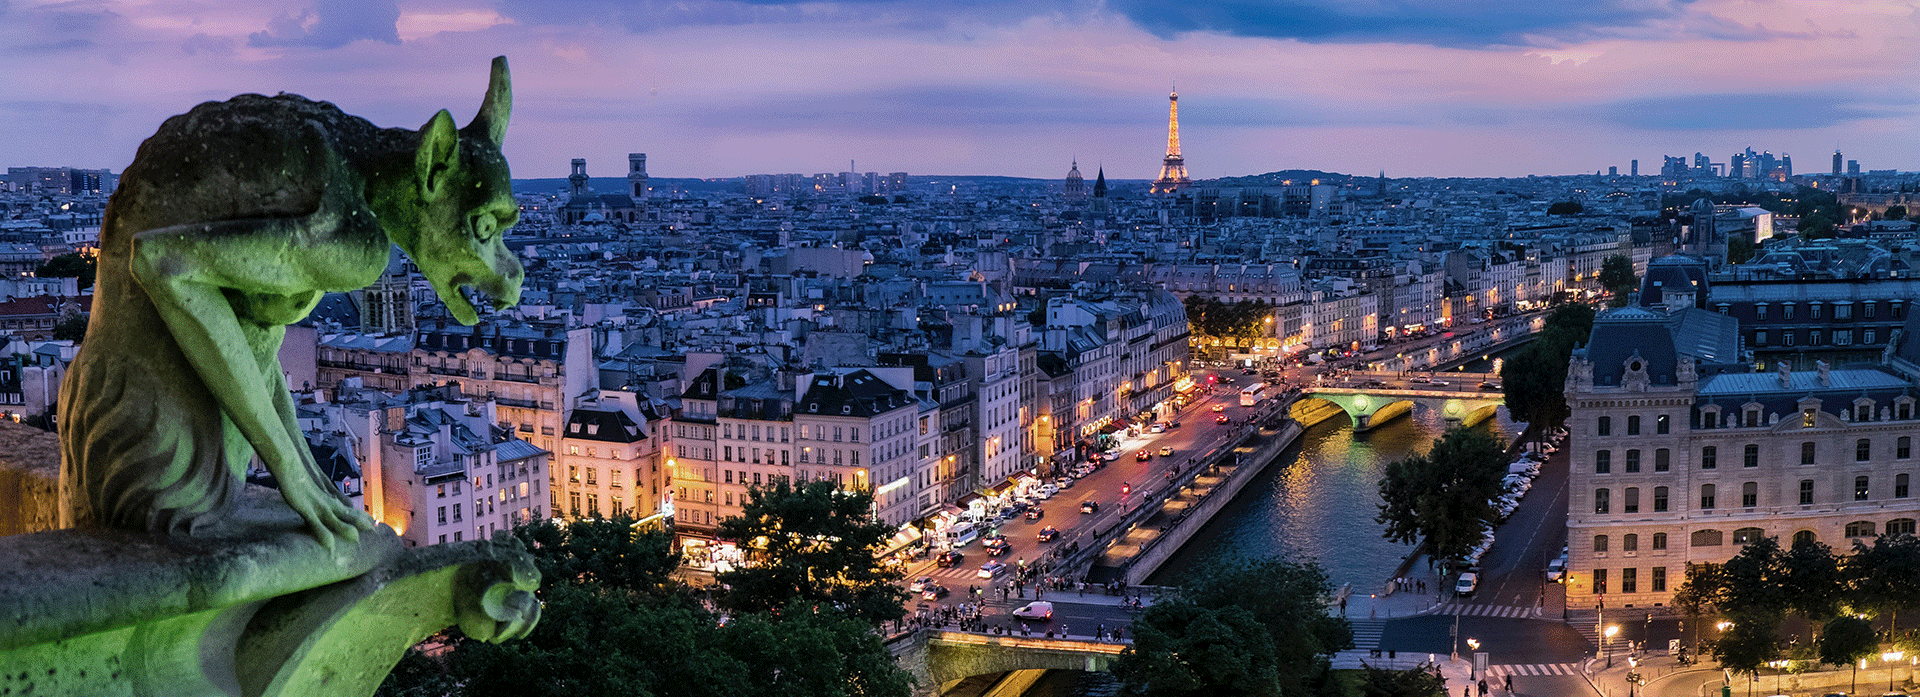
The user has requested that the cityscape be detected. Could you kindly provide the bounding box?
[3,1,1920,697]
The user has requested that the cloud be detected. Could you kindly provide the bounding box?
[181,32,235,56]
[1103,0,1710,49]
[248,0,401,48]
[1596,93,1900,131]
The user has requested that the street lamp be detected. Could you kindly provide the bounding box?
[1888,651,1908,692]
[1605,625,1621,668]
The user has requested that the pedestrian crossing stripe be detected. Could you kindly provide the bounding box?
[1435,602,1541,619]
[1488,663,1580,676]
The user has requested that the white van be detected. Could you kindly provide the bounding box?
[947,522,980,547]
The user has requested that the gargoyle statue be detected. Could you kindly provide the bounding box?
[59,57,524,549]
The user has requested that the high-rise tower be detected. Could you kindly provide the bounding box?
[1151,91,1189,194]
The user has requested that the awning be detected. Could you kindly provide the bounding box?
[877,525,924,557]
[1098,422,1124,434]
[1112,417,1133,427]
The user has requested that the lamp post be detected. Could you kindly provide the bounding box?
[1605,625,1621,668]
[1467,638,1480,680]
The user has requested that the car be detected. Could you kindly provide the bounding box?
[982,533,1007,546]
[1055,477,1075,489]
[1242,368,1255,375]
[908,576,936,593]
[1149,423,1166,433]
[1479,381,1501,391]
[1025,508,1045,521]
[985,542,1009,556]
[1430,380,1449,387]
[1102,450,1121,461]
[936,551,964,567]
[1136,450,1152,461]
[1167,420,1181,429]
[1409,375,1431,383]
[1220,376,1235,385]
[977,561,1007,578]
[1040,483,1059,497]
[1011,600,1055,622]
[1036,526,1059,542]
[1364,379,1386,387]
[922,584,950,601]
[1212,403,1226,413]
[1216,414,1231,424]
[1546,557,1567,582]
[1080,500,1100,514]
[1159,446,1174,457]
[1454,572,1478,597]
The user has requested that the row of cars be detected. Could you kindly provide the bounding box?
[1457,430,1568,594]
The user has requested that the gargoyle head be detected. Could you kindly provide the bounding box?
[405,56,524,325]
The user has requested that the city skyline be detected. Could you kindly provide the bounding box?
[1,0,1915,181]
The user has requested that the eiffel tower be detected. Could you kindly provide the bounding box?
[1151,90,1190,194]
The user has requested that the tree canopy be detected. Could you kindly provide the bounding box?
[1182,295,1275,354]
[1598,254,1636,305]
[1546,200,1583,216]
[1376,428,1508,565]
[1114,556,1350,697]
[33,252,94,289]
[714,479,908,625]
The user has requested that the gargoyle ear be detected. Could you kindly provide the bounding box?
[464,56,511,144]
[418,109,460,200]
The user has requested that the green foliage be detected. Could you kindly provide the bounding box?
[1719,537,1791,618]
[1672,562,1727,619]
[1355,664,1448,697]
[1845,533,1920,629]
[1883,205,1908,221]
[1727,234,1756,265]
[1800,211,1837,240]
[33,252,95,289]
[1780,538,1842,621]
[714,479,907,625]
[1546,200,1583,215]
[1182,295,1276,352]
[1500,303,1596,432]
[374,649,459,697]
[53,314,88,343]
[1598,254,1636,305]
[857,194,889,205]
[506,515,681,593]
[1114,600,1284,697]
[1817,615,1879,667]
[1120,556,1350,697]
[1375,428,1508,565]
[1712,616,1780,676]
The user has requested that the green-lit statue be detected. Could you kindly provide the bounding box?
[59,56,525,549]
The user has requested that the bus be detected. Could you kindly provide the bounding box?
[1240,383,1266,406]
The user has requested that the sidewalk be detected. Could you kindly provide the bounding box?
[1584,646,1920,697]
[1337,568,1451,621]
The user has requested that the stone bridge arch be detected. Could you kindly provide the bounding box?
[890,630,1126,697]
[1294,390,1505,432]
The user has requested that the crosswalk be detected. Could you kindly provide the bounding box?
[1489,663,1582,677]
[1350,619,1386,650]
[1433,601,1542,619]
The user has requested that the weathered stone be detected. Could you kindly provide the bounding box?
[0,421,60,536]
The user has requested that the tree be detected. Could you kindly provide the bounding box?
[857,194,888,205]
[1598,254,1636,305]
[1844,533,1920,633]
[52,314,87,343]
[506,515,681,594]
[1727,234,1756,265]
[1113,600,1283,697]
[1546,200,1583,216]
[1376,428,1508,565]
[1180,557,1352,679]
[1713,617,1780,677]
[714,479,907,625]
[1819,615,1880,695]
[33,252,95,289]
[1499,342,1570,432]
[1800,211,1837,240]
[1356,664,1447,697]
[1183,295,1275,355]
[1884,205,1908,222]
[1780,538,1842,621]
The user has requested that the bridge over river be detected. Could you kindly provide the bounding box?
[1296,371,1506,432]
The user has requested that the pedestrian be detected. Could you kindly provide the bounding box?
[1061,624,1069,638]
[1096,623,1104,639]
[1477,679,1488,696]
[1503,674,1512,692]
[1339,596,1347,616]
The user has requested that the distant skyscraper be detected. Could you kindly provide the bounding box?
[1151,91,1190,194]
[1780,154,1792,178]
[1833,151,1844,175]
[1064,160,1086,202]
[1729,153,1746,180]
[1630,160,1638,177]
[1849,160,1861,176]
[1608,166,1618,177]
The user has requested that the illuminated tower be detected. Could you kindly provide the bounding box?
[1151,91,1190,194]
[1064,160,1086,202]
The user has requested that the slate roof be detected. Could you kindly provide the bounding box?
[798,369,912,417]
[1699,368,1910,396]
[565,408,646,443]
[1582,306,1741,388]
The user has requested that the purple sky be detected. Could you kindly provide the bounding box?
[3,0,1916,181]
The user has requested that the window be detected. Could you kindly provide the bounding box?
[1593,568,1608,595]
[1595,488,1611,514]
[1652,532,1668,550]
[1793,530,1817,547]
[1701,484,1716,509]
[1655,448,1670,472]
[1898,473,1910,498]
[1784,303,1796,320]
[1742,482,1758,508]
[1626,449,1641,473]
[1597,416,1611,436]
[1627,415,1641,436]
[437,506,446,525]
[1847,521,1877,538]
[1657,414,1670,434]
[1800,479,1815,505]
[1624,487,1640,513]
[1652,566,1667,592]
[1746,444,1761,468]
[1594,534,1609,553]
[1811,303,1824,320]
[1702,446,1718,469]
[1623,533,1639,552]
[1595,450,1612,474]
[1692,529,1723,547]
[1858,439,1872,462]
[1866,329,1878,345]
[1866,302,1877,319]
[1889,518,1917,536]
[1800,442,1816,465]
[1732,527,1764,544]
[1856,475,1871,501]
[1754,330,1768,346]
[1756,304,1768,321]
[1785,331,1796,347]
[1746,409,1761,428]
[1835,330,1853,346]
[1653,486,1669,512]
[1901,437,1913,459]
[1804,409,1818,428]
[1621,568,1638,594]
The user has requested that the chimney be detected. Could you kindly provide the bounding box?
[1817,360,1831,387]
[1777,360,1793,388]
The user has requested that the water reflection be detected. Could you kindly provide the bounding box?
[1147,407,1517,589]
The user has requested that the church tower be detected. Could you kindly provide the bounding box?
[568,158,589,198]
[1090,167,1110,223]
[1064,160,1086,203]
[1151,91,1190,194]
[627,153,649,202]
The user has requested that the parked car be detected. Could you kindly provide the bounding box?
[1149,423,1166,433]
[1055,477,1075,490]
[908,576,936,593]
[1025,508,1045,521]
[1102,450,1121,461]
[1159,446,1174,457]
[1167,421,1182,429]
[922,584,950,601]
[1546,558,1567,583]
[977,561,1008,578]
[936,551,964,567]
[1479,381,1501,391]
[1454,572,1479,597]
[1036,526,1060,542]
[1080,500,1100,514]
[1011,601,1054,622]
